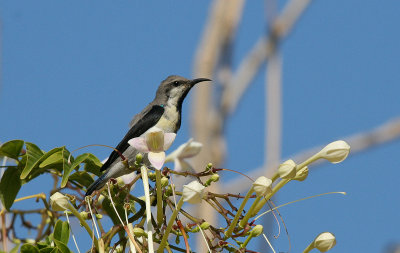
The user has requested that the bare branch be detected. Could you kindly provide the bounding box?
[222,117,400,193]
[221,0,314,116]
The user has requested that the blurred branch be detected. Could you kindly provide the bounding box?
[221,0,313,116]
[191,0,245,250]
[191,0,245,168]
[222,117,400,193]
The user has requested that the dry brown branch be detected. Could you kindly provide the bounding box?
[222,117,400,193]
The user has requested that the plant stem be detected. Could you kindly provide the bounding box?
[224,188,254,239]
[155,169,163,226]
[302,241,314,253]
[66,202,99,249]
[252,179,289,216]
[239,196,261,228]
[158,197,184,253]
[141,165,154,253]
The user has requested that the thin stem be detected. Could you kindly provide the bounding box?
[239,196,261,228]
[303,241,314,253]
[66,202,99,249]
[155,169,163,226]
[158,197,184,253]
[65,212,81,253]
[224,188,254,239]
[262,233,276,253]
[86,197,100,239]
[253,191,346,222]
[198,224,212,253]
[141,166,154,253]
[252,179,289,216]
[107,183,125,225]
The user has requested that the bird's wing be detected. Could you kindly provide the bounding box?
[100,104,165,171]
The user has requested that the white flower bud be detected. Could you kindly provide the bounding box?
[182,181,205,204]
[50,192,70,211]
[278,159,297,179]
[314,232,336,252]
[252,176,272,197]
[318,140,350,164]
[250,225,263,237]
[293,166,308,181]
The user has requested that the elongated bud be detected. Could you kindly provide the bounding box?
[50,192,70,211]
[252,176,272,197]
[314,232,336,252]
[318,140,350,164]
[293,166,308,181]
[182,181,205,204]
[278,159,297,179]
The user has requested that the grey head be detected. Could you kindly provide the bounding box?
[154,75,211,109]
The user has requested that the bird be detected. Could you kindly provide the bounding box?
[85,75,211,196]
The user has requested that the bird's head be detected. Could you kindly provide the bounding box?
[155,75,211,107]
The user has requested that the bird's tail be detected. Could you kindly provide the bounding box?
[85,172,109,196]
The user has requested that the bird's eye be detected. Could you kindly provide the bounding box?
[173,81,179,86]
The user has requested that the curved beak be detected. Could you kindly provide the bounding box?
[190,78,212,86]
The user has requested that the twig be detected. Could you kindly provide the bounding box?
[223,117,400,193]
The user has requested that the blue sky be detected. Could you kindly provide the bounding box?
[1,1,400,252]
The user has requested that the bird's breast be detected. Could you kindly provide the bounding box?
[154,105,181,133]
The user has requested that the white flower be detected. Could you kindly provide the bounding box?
[128,127,176,170]
[165,138,202,172]
[314,232,336,252]
[318,140,350,164]
[182,181,205,204]
[50,192,70,211]
[278,159,297,179]
[252,176,272,197]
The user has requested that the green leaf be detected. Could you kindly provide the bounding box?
[20,142,45,179]
[36,241,50,249]
[102,197,125,226]
[69,171,94,188]
[0,140,24,160]
[25,147,65,181]
[39,148,67,169]
[38,247,57,253]
[83,154,103,176]
[0,167,22,210]
[61,153,92,188]
[53,220,70,244]
[53,239,72,253]
[20,244,40,253]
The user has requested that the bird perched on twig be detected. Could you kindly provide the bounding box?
[85,75,211,196]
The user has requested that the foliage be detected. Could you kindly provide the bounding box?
[0,139,348,252]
